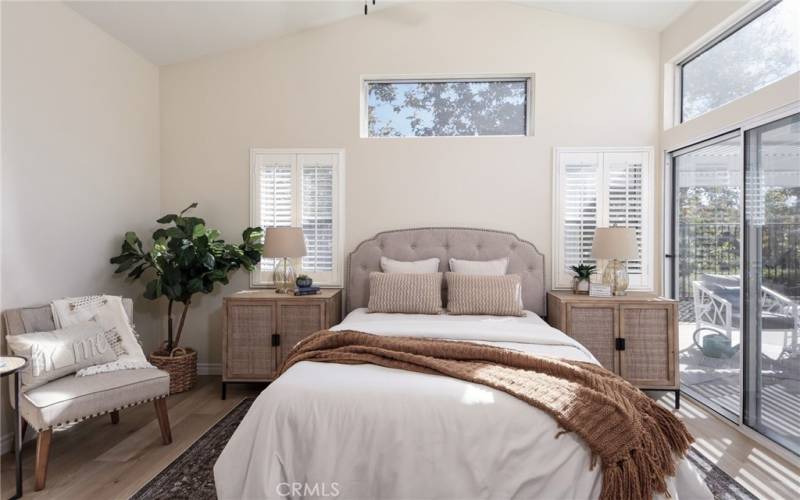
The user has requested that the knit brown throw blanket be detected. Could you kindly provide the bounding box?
[279,330,693,500]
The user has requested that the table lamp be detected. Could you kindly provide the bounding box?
[591,227,638,296]
[263,227,307,293]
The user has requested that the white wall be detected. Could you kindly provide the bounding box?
[160,1,661,366]
[1,1,161,444]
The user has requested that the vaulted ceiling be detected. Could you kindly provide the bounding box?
[66,1,696,66]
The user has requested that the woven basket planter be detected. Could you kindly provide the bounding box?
[150,347,197,394]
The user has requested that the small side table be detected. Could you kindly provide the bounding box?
[1,356,27,499]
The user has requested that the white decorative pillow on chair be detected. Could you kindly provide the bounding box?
[6,321,118,390]
[449,257,508,275]
[380,256,440,274]
[51,295,153,376]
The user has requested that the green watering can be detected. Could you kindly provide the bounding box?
[693,328,740,359]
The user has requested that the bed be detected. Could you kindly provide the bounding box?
[214,228,711,500]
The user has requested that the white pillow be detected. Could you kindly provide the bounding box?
[449,257,509,275]
[380,256,440,274]
[51,295,153,376]
[6,321,118,390]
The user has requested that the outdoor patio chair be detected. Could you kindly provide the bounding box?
[692,273,799,360]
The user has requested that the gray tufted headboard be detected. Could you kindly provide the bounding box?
[346,228,546,316]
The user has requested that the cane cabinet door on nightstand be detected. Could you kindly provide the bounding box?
[619,304,676,389]
[565,303,618,372]
[224,302,278,380]
[277,302,325,367]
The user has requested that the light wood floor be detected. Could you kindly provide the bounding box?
[1,377,798,499]
[655,392,800,500]
[0,376,263,500]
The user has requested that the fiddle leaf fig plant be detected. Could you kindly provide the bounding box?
[110,203,264,352]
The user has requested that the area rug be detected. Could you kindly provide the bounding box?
[132,397,756,500]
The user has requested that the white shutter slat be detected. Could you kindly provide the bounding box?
[605,156,645,276]
[603,151,650,289]
[301,159,335,274]
[562,161,600,276]
[258,161,294,273]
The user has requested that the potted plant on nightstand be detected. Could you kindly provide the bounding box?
[110,203,263,393]
[569,264,596,295]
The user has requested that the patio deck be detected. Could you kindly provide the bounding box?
[678,319,800,451]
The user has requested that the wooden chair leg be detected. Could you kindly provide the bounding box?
[154,398,172,445]
[35,429,52,491]
[110,410,120,425]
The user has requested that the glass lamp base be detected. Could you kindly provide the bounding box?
[602,259,629,296]
[273,258,296,294]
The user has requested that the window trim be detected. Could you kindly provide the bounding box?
[249,147,346,288]
[675,0,785,124]
[360,74,535,138]
[551,146,655,291]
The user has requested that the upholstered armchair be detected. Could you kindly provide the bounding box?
[2,299,172,491]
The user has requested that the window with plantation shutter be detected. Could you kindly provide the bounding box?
[251,149,344,286]
[553,148,653,290]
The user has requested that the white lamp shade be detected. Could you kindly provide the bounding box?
[263,227,307,258]
[591,227,638,260]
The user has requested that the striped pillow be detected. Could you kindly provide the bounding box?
[368,272,443,314]
[446,273,524,316]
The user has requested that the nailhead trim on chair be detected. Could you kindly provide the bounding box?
[27,394,169,432]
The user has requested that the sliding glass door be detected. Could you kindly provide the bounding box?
[673,133,742,421]
[744,113,800,453]
[670,110,799,454]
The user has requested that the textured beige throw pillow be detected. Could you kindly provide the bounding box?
[368,272,443,314]
[446,273,525,316]
[6,321,118,389]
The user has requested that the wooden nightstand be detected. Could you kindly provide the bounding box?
[546,290,680,408]
[221,288,342,399]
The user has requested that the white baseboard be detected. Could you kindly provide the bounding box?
[197,363,221,375]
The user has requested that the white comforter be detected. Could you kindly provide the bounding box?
[214,309,712,500]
